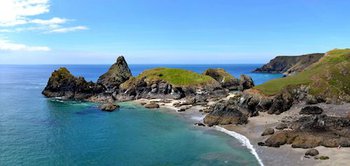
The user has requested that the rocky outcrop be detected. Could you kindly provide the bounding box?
[117,69,227,101]
[253,53,324,76]
[203,68,240,90]
[100,103,120,112]
[203,68,254,91]
[97,56,132,91]
[239,75,254,90]
[203,99,249,126]
[42,67,105,100]
[264,114,350,148]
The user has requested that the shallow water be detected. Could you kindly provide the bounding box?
[0,64,281,166]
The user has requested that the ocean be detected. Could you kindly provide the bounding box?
[0,64,282,166]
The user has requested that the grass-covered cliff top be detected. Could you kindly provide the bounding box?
[255,49,350,98]
[121,68,218,88]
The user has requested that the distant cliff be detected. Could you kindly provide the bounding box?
[253,53,324,75]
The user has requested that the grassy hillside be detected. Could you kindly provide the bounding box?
[255,49,350,99]
[121,68,218,87]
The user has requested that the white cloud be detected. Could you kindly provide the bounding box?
[0,39,50,51]
[31,17,68,25]
[48,26,88,33]
[0,0,49,27]
[0,0,87,33]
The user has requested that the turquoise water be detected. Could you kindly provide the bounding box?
[0,65,281,166]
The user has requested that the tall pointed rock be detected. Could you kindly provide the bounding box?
[97,56,132,91]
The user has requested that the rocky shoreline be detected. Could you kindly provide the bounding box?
[42,51,350,166]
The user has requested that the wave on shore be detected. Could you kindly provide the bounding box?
[214,126,264,166]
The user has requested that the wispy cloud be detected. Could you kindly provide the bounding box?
[0,0,50,27]
[0,0,87,33]
[47,26,88,33]
[0,39,50,51]
[0,0,87,52]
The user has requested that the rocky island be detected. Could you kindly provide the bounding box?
[42,49,350,165]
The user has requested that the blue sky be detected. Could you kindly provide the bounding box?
[0,0,350,64]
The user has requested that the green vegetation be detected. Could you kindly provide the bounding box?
[122,68,218,87]
[255,49,350,98]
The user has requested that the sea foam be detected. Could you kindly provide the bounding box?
[214,126,264,166]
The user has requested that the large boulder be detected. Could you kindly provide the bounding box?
[300,106,323,115]
[305,149,319,156]
[203,101,248,126]
[42,67,105,100]
[97,56,132,91]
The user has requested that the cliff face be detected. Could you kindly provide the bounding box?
[253,53,324,75]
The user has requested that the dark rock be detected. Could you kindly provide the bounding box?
[177,105,191,112]
[257,142,265,146]
[239,75,255,90]
[144,103,160,109]
[203,101,248,126]
[264,132,288,147]
[261,128,275,136]
[100,103,120,112]
[194,122,205,127]
[300,106,323,115]
[305,149,319,156]
[268,90,293,115]
[42,67,105,100]
[97,56,132,91]
[275,123,288,130]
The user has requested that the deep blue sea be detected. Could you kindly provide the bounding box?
[0,64,282,166]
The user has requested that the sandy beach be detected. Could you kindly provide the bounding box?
[133,97,350,166]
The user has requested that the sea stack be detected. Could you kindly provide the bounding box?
[42,67,105,100]
[97,56,132,91]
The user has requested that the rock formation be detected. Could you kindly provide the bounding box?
[264,114,350,148]
[42,67,105,100]
[97,56,132,91]
[203,99,249,126]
